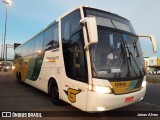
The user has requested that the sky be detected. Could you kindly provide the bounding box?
[0,0,160,59]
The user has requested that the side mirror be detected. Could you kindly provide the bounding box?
[138,35,157,53]
[80,17,98,49]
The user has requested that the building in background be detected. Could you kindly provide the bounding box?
[144,57,160,75]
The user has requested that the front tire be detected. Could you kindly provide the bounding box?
[50,84,60,105]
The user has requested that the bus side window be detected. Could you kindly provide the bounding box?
[33,33,44,53]
[62,10,88,83]
[44,23,59,51]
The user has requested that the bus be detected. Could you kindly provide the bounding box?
[13,6,157,112]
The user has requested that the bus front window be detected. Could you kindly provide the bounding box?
[90,27,145,80]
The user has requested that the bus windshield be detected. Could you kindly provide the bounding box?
[90,27,145,80]
[84,8,145,80]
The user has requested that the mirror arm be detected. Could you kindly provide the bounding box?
[80,18,87,26]
[80,17,98,50]
[137,35,157,53]
[84,42,91,50]
[80,17,91,50]
[137,35,151,38]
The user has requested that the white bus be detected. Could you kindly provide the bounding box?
[13,6,157,112]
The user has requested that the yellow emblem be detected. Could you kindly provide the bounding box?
[64,88,81,103]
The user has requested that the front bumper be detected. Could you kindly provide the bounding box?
[86,87,146,112]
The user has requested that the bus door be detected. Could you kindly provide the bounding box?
[61,29,89,110]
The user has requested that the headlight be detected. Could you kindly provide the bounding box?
[12,66,15,70]
[89,85,112,94]
[142,80,146,88]
[97,107,106,111]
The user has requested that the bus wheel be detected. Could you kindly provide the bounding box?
[50,83,60,105]
[18,72,23,84]
[16,72,19,81]
[17,72,21,82]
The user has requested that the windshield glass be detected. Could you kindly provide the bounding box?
[90,26,145,80]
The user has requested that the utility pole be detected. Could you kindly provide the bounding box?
[5,44,7,64]
[3,1,8,68]
[1,34,3,61]
[2,0,11,71]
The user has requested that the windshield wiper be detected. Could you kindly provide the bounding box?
[124,41,144,77]
[133,40,140,57]
[122,41,132,77]
[129,52,144,76]
[120,43,126,65]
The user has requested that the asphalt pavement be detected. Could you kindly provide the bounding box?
[0,71,160,120]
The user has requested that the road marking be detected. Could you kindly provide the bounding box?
[142,102,160,108]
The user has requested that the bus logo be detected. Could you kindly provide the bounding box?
[64,88,81,103]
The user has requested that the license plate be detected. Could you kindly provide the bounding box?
[125,96,134,102]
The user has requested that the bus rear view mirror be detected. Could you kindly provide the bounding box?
[80,17,98,49]
[138,35,157,54]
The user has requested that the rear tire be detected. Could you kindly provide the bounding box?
[17,72,24,84]
[18,72,21,82]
